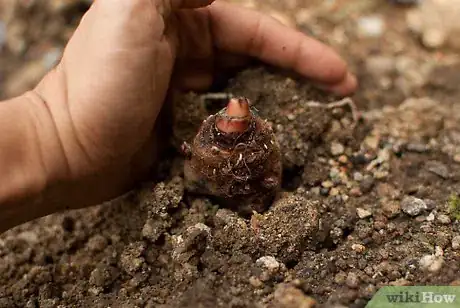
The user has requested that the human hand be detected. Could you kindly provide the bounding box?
[30,0,357,211]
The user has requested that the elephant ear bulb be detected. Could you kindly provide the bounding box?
[182,97,282,215]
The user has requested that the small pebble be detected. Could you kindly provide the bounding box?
[419,254,444,273]
[406,143,429,153]
[351,244,366,253]
[350,187,363,197]
[331,142,345,156]
[435,246,444,256]
[351,154,369,165]
[381,200,401,218]
[287,114,296,121]
[437,214,451,225]
[357,16,385,38]
[374,170,389,179]
[329,188,340,197]
[256,256,281,273]
[338,155,348,164]
[426,211,435,221]
[310,187,320,195]
[426,161,449,179]
[389,278,412,286]
[322,181,334,188]
[320,187,330,196]
[25,299,37,308]
[364,135,380,150]
[452,236,460,250]
[454,154,460,163]
[346,272,360,289]
[360,176,375,193]
[422,29,446,49]
[401,196,427,216]
[356,208,372,219]
[353,172,364,182]
[329,167,340,179]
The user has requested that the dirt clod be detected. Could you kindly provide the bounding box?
[255,193,319,263]
[273,284,317,308]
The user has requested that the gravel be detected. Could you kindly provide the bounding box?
[330,141,345,156]
[452,236,460,250]
[437,214,451,225]
[419,254,444,273]
[346,272,360,289]
[357,16,385,38]
[426,160,450,179]
[401,196,428,216]
[356,208,372,219]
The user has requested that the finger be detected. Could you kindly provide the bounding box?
[208,2,357,95]
[170,0,215,9]
[174,10,213,59]
[313,72,358,97]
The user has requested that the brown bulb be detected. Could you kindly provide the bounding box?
[182,97,282,215]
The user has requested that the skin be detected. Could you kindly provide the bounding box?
[0,0,357,233]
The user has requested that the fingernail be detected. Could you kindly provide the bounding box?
[313,72,358,96]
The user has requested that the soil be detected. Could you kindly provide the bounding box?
[1,1,460,308]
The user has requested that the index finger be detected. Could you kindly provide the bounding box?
[207,2,357,96]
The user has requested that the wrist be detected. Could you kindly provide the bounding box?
[23,90,71,184]
[0,90,70,232]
